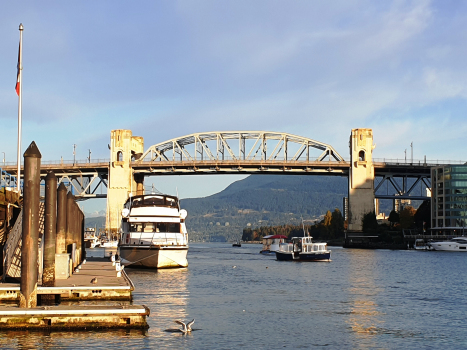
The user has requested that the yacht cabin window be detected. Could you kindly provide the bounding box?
[130,223,181,233]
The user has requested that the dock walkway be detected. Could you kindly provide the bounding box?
[0,258,133,302]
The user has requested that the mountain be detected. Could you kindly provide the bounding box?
[85,210,106,218]
[84,216,106,230]
[180,174,348,242]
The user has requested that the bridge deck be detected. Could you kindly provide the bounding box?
[0,159,439,176]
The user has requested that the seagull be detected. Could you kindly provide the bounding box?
[90,277,98,284]
[232,266,237,269]
[175,319,195,333]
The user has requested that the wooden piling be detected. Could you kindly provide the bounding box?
[56,183,67,254]
[43,171,57,287]
[66,191,74,264]
[20,141,41,308]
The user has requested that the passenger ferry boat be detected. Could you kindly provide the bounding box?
[118,193,189,268]
[275,236,331,261]
[429,237,467,251]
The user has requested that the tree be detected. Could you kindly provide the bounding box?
[400,206,416,229]
[362,211,378,233]
[414,200,431,232]
[330,208,344,238]
[241,228,253,241]
[323,210,333,239]
[388,210,400,228]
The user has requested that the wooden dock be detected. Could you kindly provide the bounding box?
[0,304,149,330]
[0,258,134,302]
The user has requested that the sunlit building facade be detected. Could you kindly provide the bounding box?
[431,165,467,234]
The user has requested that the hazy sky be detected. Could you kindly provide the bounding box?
[1,1,467,212]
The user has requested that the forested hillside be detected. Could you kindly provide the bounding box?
[181,174,348,242]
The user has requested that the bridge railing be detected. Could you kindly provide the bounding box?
[1,157,465,167]
[373,158,467,166]
[0,159,111,167]
[0,167,18,189]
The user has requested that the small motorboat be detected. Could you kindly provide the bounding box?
[413,238,428,250]
[232,241,242,247]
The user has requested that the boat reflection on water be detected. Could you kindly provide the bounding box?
[345,250,382,346]
[125,267,189,338]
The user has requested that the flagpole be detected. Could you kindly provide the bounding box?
[16,23,23,192]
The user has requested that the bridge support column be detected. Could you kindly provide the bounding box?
[135,174,145,196]
[107,130,144,233]
[348,128,375,232]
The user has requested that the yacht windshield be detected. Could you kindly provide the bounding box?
[130,222,180,233]
[129,196,179,208]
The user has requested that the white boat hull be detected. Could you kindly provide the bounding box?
[430,243,467,251]
[101,241,118,248]
[119,245,188,268]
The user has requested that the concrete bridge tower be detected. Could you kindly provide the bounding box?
[106,130,144,233]
[348,128,375,232]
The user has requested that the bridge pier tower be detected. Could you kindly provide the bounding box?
[106,130,144,233]
[348,128,375,232]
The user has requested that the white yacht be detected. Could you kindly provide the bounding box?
[429,237,467,252]
[118,193,188,268]
[84,228,100,248]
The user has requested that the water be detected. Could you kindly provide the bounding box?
[1,243,467,349]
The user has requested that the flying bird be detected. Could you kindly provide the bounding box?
[175,319,195,333]
[90,277,98,284]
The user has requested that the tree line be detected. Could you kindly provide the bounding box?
[242,208,345,242]
[362,200,431,233]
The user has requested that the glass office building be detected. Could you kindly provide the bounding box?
[431,165,467,234]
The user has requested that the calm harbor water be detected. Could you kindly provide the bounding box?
[1,243,467,349]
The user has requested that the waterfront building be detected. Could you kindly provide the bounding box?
[431,165,467,235]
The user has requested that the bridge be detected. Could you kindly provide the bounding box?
[1,129,461,232]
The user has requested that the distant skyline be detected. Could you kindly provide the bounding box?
[1,1,467,212]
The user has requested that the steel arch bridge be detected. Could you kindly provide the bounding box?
[1,130,441,201]
[138,131,345,163]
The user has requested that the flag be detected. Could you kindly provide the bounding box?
[15,40,21,96]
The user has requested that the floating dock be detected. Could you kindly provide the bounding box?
[0,304,149,330]
[0,258,133,302]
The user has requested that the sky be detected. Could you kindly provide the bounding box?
[1,1,467,213]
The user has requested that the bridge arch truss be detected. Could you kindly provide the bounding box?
[139,131,344,164]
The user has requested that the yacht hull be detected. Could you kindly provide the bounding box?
[119,245,188,268]
[430,243,467,251]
